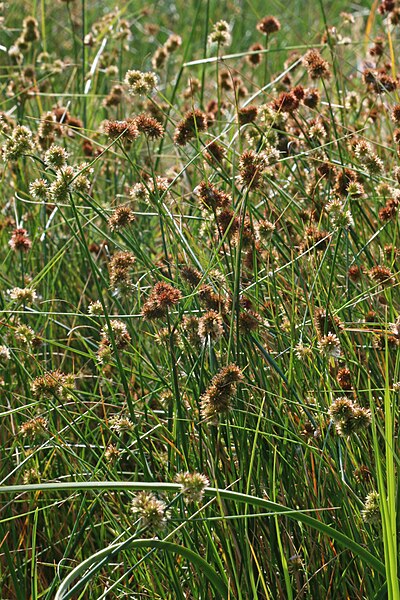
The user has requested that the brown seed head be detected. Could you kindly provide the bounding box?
[303,49,331,80]
[256,16,281,34]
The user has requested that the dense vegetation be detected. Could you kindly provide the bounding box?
[0,0,398,598]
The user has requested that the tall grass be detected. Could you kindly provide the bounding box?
[0,0,398,598]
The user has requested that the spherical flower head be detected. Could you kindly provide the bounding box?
[303,49,331,80]
[198,310,224,342]
[131,491,169,533]
[109,415,134,434]
[329,396,371,436]
[30,370,71,399]
[104,444,120,463]
[130,182,150,203]
[135,114,165,139]
[208,20,231,46]
[101,319,131,348]
[0,345,11,361]
[19,416,48,439]
[294,342,313,360]
[124,69,158,95]
[8,287,37,305]
[15,324,35,345]
[347,406,372,431]
[347,181,364,197]
[2,126,36,161]
[49,177,69,203]
[29,178,49,201]
[328,397,354,421]
[318,333,341,358]
[124,69,142,87]
[88,300,103,315]
[326,199,354,229]
[257,16,281,34]
[9,228,32,253]
[142,71,158,89]
[108,205,136,231]
[44,144,69,169]
[354,140,373,163]
[175,471,210,503]
[361,491,380,524]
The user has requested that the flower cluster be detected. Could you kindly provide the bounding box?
[328,397,371,436]
[175,471,210,503]
[30,370,74,400]
[201,364,244,422]
[142,282,182,320]
[124,70,158,95]
[131,491,169,534]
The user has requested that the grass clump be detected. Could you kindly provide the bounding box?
[0,0,398,598]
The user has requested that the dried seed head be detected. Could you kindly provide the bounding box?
[135,113,164,139]
[109,251,136,290]
[195,181,231,211]
[198,310,224,342]
[238,105,259,125]
[256,16,281,34]
[182,315,202,346]
[246,43,264,66]
[271,91,299,113]
[142,282,182,320]
[369,265,395,286]
[337,367,353,390]
[314,308,343,338]
[392,104,400,124]
[302,88,320,108]
[152,46,168,69]
[173,109,208,146]
[108,205,136,231]
[200,364,244,422]
[103,119,139,142]
[31,370,74,399]
[180,265,202,287]
[165,34,182,53]
[9,228,32,252]
[303,49,331,80]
